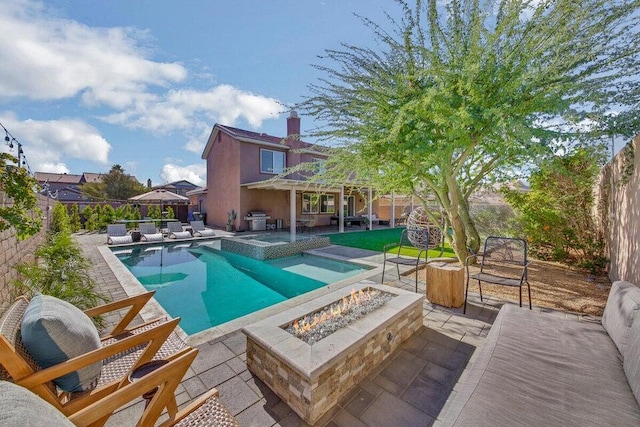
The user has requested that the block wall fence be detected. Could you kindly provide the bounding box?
[595,134,640,285]
[0,192,50,305]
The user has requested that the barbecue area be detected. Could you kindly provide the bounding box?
[244,210,272,231]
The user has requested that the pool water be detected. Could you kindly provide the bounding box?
[112,242,369,334]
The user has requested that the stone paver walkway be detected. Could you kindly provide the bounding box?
[76,232,503,426]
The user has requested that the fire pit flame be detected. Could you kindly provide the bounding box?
[291,288,387,338]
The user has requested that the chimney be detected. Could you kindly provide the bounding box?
[287,111,300,140]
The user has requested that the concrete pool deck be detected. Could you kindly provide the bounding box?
[77,231,507,426]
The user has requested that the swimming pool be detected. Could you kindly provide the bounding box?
[111,242,370,334]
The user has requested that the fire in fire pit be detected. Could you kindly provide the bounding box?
[284,287,394,345]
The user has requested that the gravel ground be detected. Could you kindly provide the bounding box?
[411,259,611,316]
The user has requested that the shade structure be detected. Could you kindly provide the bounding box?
[128,189,189,204]
[128,189,189,216]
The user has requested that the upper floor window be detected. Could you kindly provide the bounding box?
[312,158,326,174]
[261,149,286,174]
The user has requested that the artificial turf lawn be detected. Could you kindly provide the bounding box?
[324,227,456,258]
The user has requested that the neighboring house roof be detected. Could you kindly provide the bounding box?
[81,172,104,183]
[186,186,207,196]
[34,172,82,184]
[153,180,198,190]
[49,186,89,202]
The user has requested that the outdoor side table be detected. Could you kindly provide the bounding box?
[426,261,464,308]
[128,360,177,417]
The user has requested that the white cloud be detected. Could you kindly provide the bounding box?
[101,85,282,135]
[0,112,111,172]
[0,0,186,108]
[37,162,70,174]
[160,163,206,187]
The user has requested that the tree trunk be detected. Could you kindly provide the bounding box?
[458,197,481,255]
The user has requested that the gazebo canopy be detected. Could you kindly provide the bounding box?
[128,189,189,204]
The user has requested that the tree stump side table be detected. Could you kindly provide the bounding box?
[426,261,464,308]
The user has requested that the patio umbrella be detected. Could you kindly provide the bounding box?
[128,189,189,214]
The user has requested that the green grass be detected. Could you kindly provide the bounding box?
[324,227,456,258]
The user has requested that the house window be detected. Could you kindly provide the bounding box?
[261,149,285,174]
[320,194,335,214]
[313,158,326,174]
[302,193,320,214]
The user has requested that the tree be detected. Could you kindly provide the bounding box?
[82,205,95,231]
[299,0,640,261]
[50,202,70,235]
[69,203,82,232]
[0,153,41,239]
[81,164,146,201]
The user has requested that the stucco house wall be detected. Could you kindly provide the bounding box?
[204,129,241,229]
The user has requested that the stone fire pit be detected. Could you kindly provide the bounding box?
[242,281,424,424]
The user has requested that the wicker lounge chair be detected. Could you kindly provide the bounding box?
[0,292,188,418]
[382,226,444,292]
[190,220,216,237]
[107,224,133,245]
[167,222,192,239]
[1,349,240,426]
[139,222,164,242]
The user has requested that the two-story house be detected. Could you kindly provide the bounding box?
[201,112,378,232]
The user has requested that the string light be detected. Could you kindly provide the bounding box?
[1,121,34,175]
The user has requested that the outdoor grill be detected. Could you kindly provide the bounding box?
[244,211,271,231]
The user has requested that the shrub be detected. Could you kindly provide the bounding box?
[82,205,95,231]
[13,230,106,311]
[50,202,70,235]
[503,147,607,271]
[69,203,82,232]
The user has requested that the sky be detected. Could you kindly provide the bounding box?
[0,0,403,187]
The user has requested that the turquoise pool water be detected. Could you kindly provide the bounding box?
[111,242,369,334]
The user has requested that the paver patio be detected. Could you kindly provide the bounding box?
[77,232,506,426]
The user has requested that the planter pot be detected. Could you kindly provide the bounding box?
[225,225,234,232]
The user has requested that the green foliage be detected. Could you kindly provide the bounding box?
[0,153,42,239]
[468,203,522,242]
[298,0,640,262]
[165,206,175,219]
[82,205,96,231]
[69,203,82,232]
[50,202,70,235]
[80,164,146,201]
[147,204,161,219]
[131,205,141,220]
[98,204,116,231]
[503,148,608,272]
[13,230,106,310]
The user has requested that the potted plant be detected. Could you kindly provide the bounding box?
[363,216,371,230]
[226,209,237,232]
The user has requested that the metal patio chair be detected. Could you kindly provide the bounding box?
[382,226,444,292]
[464,236,532,314]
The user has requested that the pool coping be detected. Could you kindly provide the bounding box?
[97,241,384,347]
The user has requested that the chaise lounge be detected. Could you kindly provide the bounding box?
[440,280,640,425]
[106,224,133,245]
[139,222,164,242]
[167,221,192,239]
[190,220,216,237]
